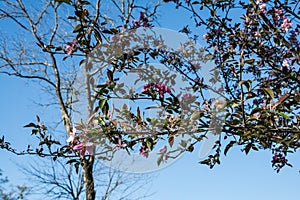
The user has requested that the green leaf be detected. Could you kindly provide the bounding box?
[66,159,78,165]
[73,24,83,33]
[168,136,174,147]
[102,101,109,116]
[180,140,187,148]
[244,143,252,155]
[244,59,255,65]
[262,88,274,99]
[67,16,77,20]
[187,144,194,152]
[107,69,113,82]
[55,46,63,51]
[75,162,80,174]
[191,111,203,121]
[250,107,262,115]
[102,28,119,34]
[36,115,40,123]
[99,99,107,110]
[31,129,39,135]
[279,112,290,119]
[55,0,71,4]
[80,0,90,5]
[246,91,256,100]
[232,103,240,108]
[24,123,38,128]
[252,145,258,151]
[102,29,114,34]
[94,29,102,45]
[146,138,154,150]
[224,141,236,156]
[157,155,163,166]
[243,131,251,137]
[277,94,289,104]
[199,158,210,165]
[238,80,252,91]
[98,118,105,126]
[273,37,280,45]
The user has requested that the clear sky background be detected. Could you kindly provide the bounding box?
[1,1,300,200]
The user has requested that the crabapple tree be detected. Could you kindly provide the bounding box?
[1,1,300,200]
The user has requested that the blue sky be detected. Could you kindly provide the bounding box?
[1,1,300,200]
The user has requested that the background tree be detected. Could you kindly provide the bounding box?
[0,0,159,199]
[0,169,29,200]
[19,158,151,200]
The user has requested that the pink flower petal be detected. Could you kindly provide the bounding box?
[85,142,95,155]
[73,142,84,151]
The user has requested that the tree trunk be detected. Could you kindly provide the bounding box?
[83,156,95,200]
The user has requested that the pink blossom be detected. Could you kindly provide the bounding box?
[72,142,95,157]
[182,93,192,101]
[203,33,209,40]
[282,59,289,67]
[85,142,95,155]
[167,52,173,58]
[132,12,150,28]
[65,39,78,55]
[73,142,84,151]
[142,83,171,98]
[275,8,283,16]
[254,31,261,38]
[154,83,171,98]
[142,83,151,93]
[159,145,167,155]
[115,139,127,150]
[132,19,139,28]
[272,154,288,165]
[281,16,292,32]
[158,145,168,161]
[140,12,145,21]
[273,8,283,21]
[260,4,267,14]
[142,20,149,28]
[139,145,149,158]
[66,135,75,143]
[67,127,76,143]
[274,15,280,21]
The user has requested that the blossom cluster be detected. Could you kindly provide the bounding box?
[115,139,127,150]
[271,153,288,166]
[272,7,292,32]
[142,83,172,98]
[281,16,293,32]
[132,12,150,28]
[282,59,289,68]
[259,3,267,14]
[66,127,95,158]
[256,1,293,32]
[139,145,149,158]
[182,93,193,101]
[65,39,78,55]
